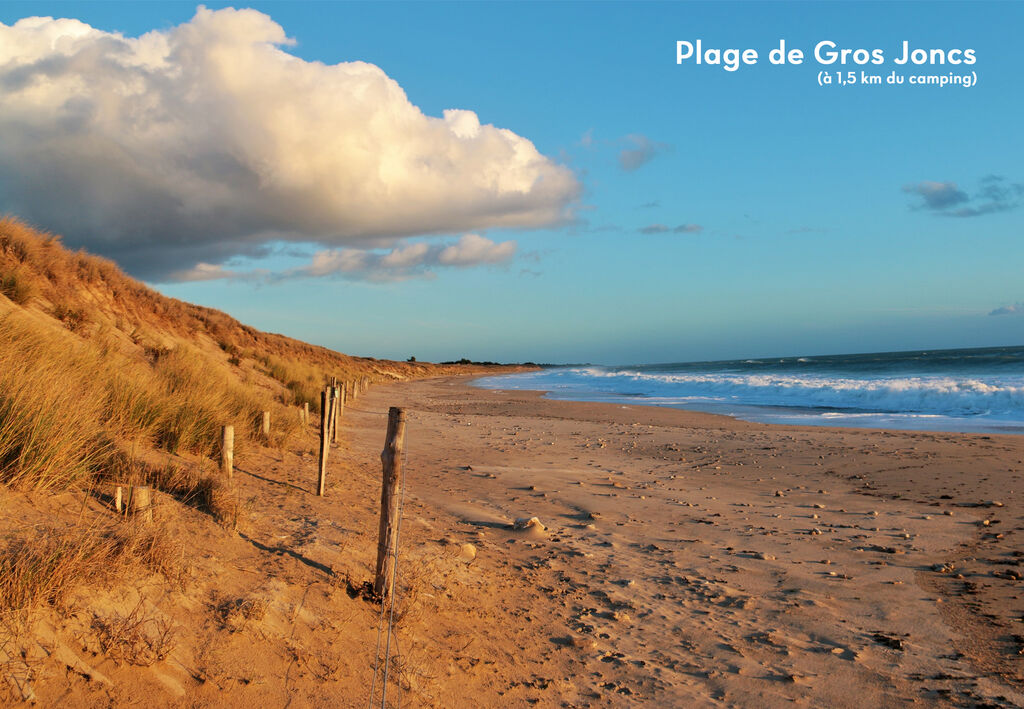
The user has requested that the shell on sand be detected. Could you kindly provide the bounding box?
[512,516,546,537]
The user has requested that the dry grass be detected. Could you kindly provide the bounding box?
[388,557,435,629]
[0,265,34,305]
[259,353,331,414]
[0,521,184,631]
[0,215,491,493]
[0,314,114,490]
[107,455,247,529]
[0,215,432,383]
[92,599,177,666]
[0,309,295,490]
[216,595,269,632]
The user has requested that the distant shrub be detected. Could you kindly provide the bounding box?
[0,268,34,304]
[52,303,87,331]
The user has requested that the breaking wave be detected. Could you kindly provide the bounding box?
[474,347,1024,432]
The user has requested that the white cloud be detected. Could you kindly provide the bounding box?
[170,233,518,283]
[295,233,517,282]
[166,261,269,283]
[618,134,671,172]
[438,233,517,266]
[168,263,236,282]
[990,302,1024,316]
[0,7,578,279]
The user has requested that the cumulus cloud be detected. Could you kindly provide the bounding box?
[618,134,670,172]
[0,8,578,279]
[903,177,1022,217]
[638,223,703,235]
[174,233,518,283]
[989,302,1024,316]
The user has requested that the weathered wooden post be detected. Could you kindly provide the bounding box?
[329,387,342,442]
[261,410,271,440]
[221,425,234,478]
[131,485,153,523]
[114,486,124,514]
[317,389,331,496]
[374,407,406,598]
[303,402,309,426]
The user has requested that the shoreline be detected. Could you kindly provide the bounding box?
[467,374,1024,437]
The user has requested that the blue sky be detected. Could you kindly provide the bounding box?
[0,2,1021,364]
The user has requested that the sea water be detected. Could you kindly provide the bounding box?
[473,346,1024,434]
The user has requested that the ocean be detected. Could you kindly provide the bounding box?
[473,345,1024,434]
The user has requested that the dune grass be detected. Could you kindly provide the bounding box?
[0,520,184,628]
[0,215,449,642]
[0,310,300,491]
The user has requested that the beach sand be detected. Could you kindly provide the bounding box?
[362,376,1024,706]
[7,375,1023,707]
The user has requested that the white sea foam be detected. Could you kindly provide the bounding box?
[475,367,1024,422]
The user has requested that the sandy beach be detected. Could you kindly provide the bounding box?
[6,375,1023,707]
[369,376,1024,707]
[2,4,1020,706]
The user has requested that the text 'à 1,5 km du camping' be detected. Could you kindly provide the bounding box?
[818,69,978,88]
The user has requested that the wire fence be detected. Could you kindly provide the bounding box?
[358,402,411,709]
[303,386,419,708]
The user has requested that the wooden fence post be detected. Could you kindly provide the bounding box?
[261,410,271,440]
[374,407,406,598]
[330,386,340,444]
[131,485,153,523]
[303,402,309,426]
[221,425,234,478]
[317,389,331,496]
[114,486,124,514]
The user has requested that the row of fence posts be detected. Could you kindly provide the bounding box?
[311,376,401,597]
[113,374,397,597]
